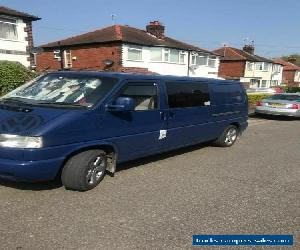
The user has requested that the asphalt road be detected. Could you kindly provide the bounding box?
[0,116,299,250]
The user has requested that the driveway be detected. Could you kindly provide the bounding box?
[0,116,299,250]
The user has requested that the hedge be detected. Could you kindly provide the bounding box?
[0,60,38,96]
[283,86,300,93]
[247,93,272,106]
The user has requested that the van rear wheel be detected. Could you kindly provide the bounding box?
[61,150,107,191]
[214,125,238,147]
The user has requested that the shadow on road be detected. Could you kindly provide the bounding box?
[0,142,211,191]
[249,113,300,121]
[117,142,210,173]
[0,178,62,191]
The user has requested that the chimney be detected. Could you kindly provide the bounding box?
[146,21,165,39]
[287,56,297,64]
[242,44,255,54]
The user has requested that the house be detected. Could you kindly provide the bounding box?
[36,21,220,78]
[0,6,40,68]
[213,45,283,88]
[273,58,300,87]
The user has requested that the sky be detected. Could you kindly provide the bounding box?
[1,0,300,57]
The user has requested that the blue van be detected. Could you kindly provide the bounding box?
[0,72,248,191]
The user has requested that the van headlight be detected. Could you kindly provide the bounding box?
[0,134,43,148]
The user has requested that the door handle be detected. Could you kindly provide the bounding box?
[160,111,167,121]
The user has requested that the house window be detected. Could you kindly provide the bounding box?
[179,51,186,63]
[127,46,143,61]
[247,62,253,71]
[151,48,186,64]
[263,63,270,71]
[150,47,162,61]
[273,64,281,73]
[255,62,263,70]
[196,55,207,66]
[54,50,61,60]
[261,80,267,87]
[163,48,170,62]
[170,49,179,63]
[0,16,18,40]
[191,54,197,65]
[208,56,217,67]
[64,50,72,68]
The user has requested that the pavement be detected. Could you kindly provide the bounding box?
[0,116,299,250]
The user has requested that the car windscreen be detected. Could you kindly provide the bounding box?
[1,74,119,108]
[268,94,300,101]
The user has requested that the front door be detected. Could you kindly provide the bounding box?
[102,80,167,162]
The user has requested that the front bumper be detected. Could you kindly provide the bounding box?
[0,156,64,182]
[255,107,300,117]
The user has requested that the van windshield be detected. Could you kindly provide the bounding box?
[1,73,118,108]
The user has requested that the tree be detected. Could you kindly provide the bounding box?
[0,61,38,96]
[281,54,300,66]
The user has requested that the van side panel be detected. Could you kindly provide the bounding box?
[209,82,248,133]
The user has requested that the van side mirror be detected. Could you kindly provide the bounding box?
[105,97,135,112]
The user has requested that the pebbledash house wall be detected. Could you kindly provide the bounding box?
[36,43,123,71]
[0,18,34,67]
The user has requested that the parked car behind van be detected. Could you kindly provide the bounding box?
[0,72,248,191]
[255,93,300,117]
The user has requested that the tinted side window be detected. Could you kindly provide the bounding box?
[212,84,244,104]
[166,82,210,108]
[117,82,158,111]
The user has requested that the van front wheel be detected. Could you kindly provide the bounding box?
[61,150,107,191]
[214,125,238,147]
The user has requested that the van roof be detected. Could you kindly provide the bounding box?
[47,71,239,85]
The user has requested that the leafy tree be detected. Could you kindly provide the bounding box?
[0,61,38,96]
[281,54,300,66]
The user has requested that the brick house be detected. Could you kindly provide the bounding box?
[36,21,220,78]
[0,6,40,68]
[213,45,283,88]
[273,58,300,87]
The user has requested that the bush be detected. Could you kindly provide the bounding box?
[283,86,300,93]
[0,60,38,96]
[247,93,272,106]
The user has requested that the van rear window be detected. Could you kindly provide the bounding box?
[212,84,244,104]
[166,82,210,108]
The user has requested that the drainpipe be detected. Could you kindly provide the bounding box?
[187,50,190,76]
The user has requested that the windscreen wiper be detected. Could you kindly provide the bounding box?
[34,102,88,108]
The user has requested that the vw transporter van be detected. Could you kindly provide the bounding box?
[0,72,248,191]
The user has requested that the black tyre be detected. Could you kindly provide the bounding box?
[214,125,238,147]
[61,150,107,191]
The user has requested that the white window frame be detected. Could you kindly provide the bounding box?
[54,50,61,60]
[127,45,143,61]
[150,47,186,64]
[196,54,208,66]
[150,47,162,62]
[179,51,186,64]
[64,50,72,69]
[255,62,263,71]
[247,62,254,71]
[190,53,197,65]
[0,16,18,41]
[263,62,270,71]
[208,56,217,68]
